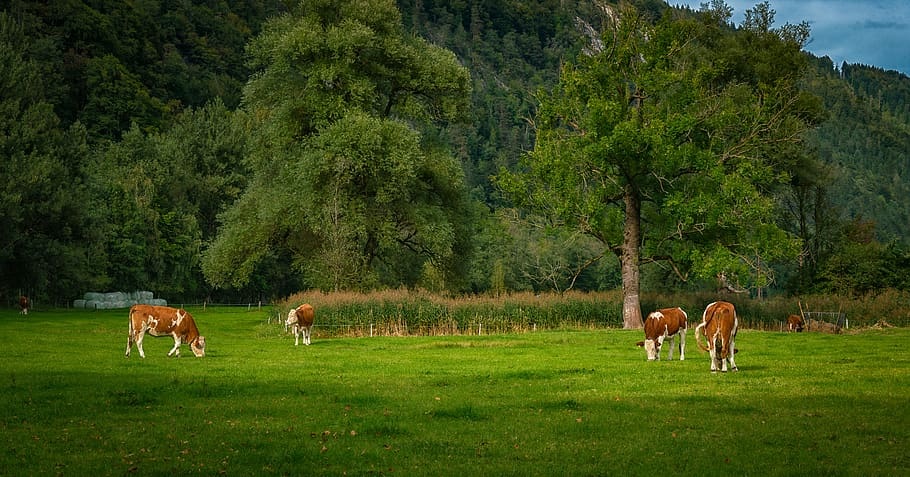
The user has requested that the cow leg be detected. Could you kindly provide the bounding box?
[293,325,300,346]
[168,338,182,357]
[136,330,147,359]
[678,331,686,361]
[126,331,140,358]
[720,338,733,373]
[666,335,675,360]
[727,336,738,371]
[126,325,134,357]
[709,333,719,372]
[720,337,729,372]
[304,326,311,345]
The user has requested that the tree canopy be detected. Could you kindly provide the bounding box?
[498,1,825,327]
[201,0,474,292]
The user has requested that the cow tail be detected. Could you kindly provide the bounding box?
[694,321,708,351]
[127,308,134,350]
[695,307,718,352]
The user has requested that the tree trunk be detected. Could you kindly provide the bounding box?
[621,183,643,329]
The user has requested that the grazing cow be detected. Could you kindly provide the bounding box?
[786,314,804,332]
[286,303,315,346]
[125,305,206,358]
[695,301,738,372]
[635,307,687,361]
[19,296,29,315]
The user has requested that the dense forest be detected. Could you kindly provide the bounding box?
[2,0,910,307]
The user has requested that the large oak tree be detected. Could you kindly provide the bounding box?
[202,0,473,291]
[498,1,824,328]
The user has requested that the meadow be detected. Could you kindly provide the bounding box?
[0,305,907,475]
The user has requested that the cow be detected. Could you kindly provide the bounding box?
[286,303,315,346]
[125,304,206,358]
[19,296,29,315]
[694,301,738,373]
[786,314,804,332]
[635,307,687,361]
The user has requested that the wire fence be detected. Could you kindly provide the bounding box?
[178,301,271,311]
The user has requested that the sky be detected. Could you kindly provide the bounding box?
[672,1,910,75]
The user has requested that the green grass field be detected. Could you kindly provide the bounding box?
[1,306,907,475]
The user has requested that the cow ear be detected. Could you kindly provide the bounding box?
[635,341,644,347]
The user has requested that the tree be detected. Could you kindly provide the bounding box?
[815,218,901,296]
[0,12,102,302]
[80,54,168,141]
[88,101,248,301]
[202,0,473,292]
[498,2,823,328]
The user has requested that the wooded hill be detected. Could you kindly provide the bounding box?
[2,0,909,305]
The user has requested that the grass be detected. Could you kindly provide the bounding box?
[1,306,907,475]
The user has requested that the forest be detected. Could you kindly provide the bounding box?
[2,0,910,308]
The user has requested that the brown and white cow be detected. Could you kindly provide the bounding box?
[695,301,738,372]
[125,304,206,358]
[286,303,315,346]
[786,314,804,332]
[636,307,687,361]
[19,296,29,315]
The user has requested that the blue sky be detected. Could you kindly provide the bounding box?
[672,1,910,75]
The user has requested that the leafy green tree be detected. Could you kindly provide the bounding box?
[80,54,169,141]
[88,100,249,300]
[814,218,901,296]
[156,100,250,241]
[202,0,473,292]
[498,2,823,327]
[2,0,286,142]
[0,12,103,302]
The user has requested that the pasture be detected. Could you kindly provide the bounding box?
[1,306,907,475]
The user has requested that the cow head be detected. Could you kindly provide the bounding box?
[635,338,663,361]
[191,336,206,357]
[285,309,298,331]
[644,337,664,361]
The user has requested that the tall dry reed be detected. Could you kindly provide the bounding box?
[272,288,909,337]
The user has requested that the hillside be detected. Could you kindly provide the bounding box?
[398,0,910,244]
[3,0,910,302]
[804,57,910,243]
